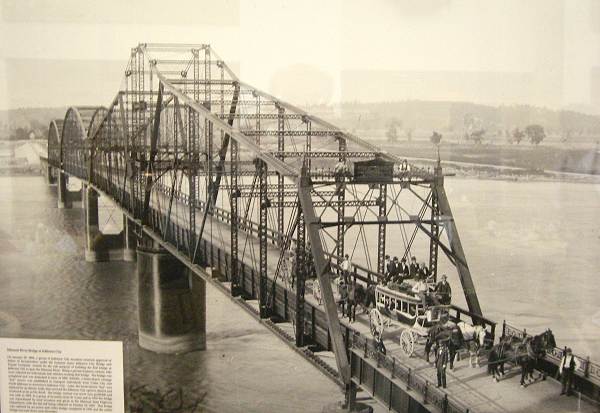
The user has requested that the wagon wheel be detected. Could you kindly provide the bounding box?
[369,308,385,337]
[400,330,415,357]
[312,280,322,304]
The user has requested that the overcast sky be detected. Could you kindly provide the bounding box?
[0,0,598,111]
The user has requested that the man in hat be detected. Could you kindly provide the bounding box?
[409,256,419,279]
[399,257,410,279]
[341,254,351,285]
[385,256,397,284]
[436,341,449,388]
[419,261,430,281]
[384,254,391,277]
[559,348,580,396]
[434,274,452,305]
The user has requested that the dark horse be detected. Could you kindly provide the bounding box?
[488,329,556,386]
[425,323,459,367]
[425,322,490,369]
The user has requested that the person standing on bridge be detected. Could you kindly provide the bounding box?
[385,258,397,284]
[347,280,357,322]
[341,254,351,284]
[398,257,409,281]
[384,255,392,277]
[436,341,449,388]
[334,160,349,195]
[559,348,580,396]
[409,256,419,278]
[434,274,452,305]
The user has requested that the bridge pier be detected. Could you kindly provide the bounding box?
[57,171,82,208]
[123,216,137,262]
[57,172,70,209]
[137,235,206,353]
[83,185,128,262]
[43,164,56,185]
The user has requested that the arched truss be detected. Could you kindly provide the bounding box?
[46,43,485,387]
[47,120,63,167]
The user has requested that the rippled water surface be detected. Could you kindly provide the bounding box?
[0,176,341,412]
[1,175,599,412]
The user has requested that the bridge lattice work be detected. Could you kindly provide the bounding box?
[45,43,484,388]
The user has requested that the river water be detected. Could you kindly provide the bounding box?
[0,176,341,412]
[0,175,599,411]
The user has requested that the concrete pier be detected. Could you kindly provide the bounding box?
[137,236,206,353]
[44,165,56,185]
[83,185,126,262]
[57,171,70,209]
[123,216,137,262]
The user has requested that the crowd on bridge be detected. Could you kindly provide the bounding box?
[332,254,452,323]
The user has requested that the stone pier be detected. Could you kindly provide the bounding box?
[57,171,70,209]
[137,235,206,353]
[44,165,57,185]
[57,171,82,209]
[123,216,137,262]
[83,185,130,262]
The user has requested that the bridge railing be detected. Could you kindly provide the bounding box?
[502,321,600,389]
[350,332,468,413]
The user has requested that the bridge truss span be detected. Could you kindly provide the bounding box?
[45,43,488,402]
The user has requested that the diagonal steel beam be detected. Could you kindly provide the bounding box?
[192,84,240,263]
[297,170,350,386]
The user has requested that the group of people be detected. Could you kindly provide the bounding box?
[383,255,430,284]
[384,255,452,306]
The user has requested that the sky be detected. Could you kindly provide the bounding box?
[0,0,599,111]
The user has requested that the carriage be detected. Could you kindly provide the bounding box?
[368,282,453,356]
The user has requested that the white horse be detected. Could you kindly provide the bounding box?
[457,321,487,368]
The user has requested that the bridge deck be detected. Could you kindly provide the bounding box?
[155,191,596,413]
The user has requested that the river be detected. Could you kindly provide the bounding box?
[0,175,599,411]
[0,176,342,412]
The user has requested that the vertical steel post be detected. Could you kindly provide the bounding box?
[277,105,285,246]
[230,139,240,295]
[258,159,269,318]
[188,48,199,259]
[205,47,212,202]
[337,135,346,273]
[305,119,311,171]
[295,207,306,346]
[429,188,440,282]
[377,183,387,275]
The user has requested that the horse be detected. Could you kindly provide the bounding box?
[488,329,556,385]
[425,322,462,369]
[457,321,489,368]
[519,329,556,386]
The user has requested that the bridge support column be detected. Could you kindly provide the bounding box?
[57,172,70,209]
[123,216,137,262]
[83,185,125,262]
[44,165,56,185]
[137,235,206,353]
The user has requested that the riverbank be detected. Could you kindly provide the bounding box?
[378,141,600,184]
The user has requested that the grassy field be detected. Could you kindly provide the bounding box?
[378,141,600,176]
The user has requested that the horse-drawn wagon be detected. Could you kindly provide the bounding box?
[369,282,492,363]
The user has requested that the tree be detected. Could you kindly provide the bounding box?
[430,131,442,145]
[11,127,29,141]
[386,124,398,143]
[405,128,413,142]
[525,124,545,145]
[386,118,402,143]
[512,128,525,144]
[470,129,485,144]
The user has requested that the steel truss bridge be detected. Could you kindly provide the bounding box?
[40,44,600,413]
